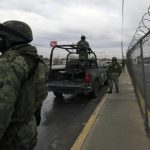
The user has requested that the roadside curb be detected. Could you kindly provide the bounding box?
[70,94,108,150]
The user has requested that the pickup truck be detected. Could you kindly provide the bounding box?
[48,44,108,98]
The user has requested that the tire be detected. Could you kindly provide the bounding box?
[53,92,63,97]
[90,81,99,98]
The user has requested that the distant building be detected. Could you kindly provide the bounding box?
[144,57,150,64]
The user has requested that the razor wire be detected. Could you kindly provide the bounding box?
[128,6,150,50]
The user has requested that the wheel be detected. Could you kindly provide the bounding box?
[53,92,63,97]
[90,81,99,98]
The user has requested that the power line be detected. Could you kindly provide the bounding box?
[31,43,50,49]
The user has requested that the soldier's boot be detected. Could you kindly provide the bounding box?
[107,89,112,94]
[116,88,119,93]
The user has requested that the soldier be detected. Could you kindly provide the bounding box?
[121,58,126,72]
[0,20,48,150]
[77,35,90,48]
[107,57,122,93]
[77,35,91,69]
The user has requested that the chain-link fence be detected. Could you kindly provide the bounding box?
[126,6,150,133]
[127,30,150,133]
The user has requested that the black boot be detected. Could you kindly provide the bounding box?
[107,89,112,93]
[116,88,119,93]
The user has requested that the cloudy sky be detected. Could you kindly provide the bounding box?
[0,0,149,58]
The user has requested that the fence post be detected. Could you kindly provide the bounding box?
[140,40,149,134]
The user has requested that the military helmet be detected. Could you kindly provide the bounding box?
[112,57,117,62]
[81,35,86,40]
[0,20,33,48]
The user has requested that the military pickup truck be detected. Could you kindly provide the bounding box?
[48,44,108,98]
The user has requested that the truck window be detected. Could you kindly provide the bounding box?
[52,48,68,69]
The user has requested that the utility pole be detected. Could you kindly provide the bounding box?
[121,0,124,59]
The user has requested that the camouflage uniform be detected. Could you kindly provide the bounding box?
[77,36,90,69]
[107,58,122,93]
[121,59,126,72]
[0,21,48,150]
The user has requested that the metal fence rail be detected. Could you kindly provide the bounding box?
[127,6,150,133]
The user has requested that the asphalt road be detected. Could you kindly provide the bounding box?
[35,86,107,150]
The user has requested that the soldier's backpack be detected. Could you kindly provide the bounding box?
[24,55,48,125]
[10,47,48,125]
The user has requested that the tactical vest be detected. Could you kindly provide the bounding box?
[109,63,122,75]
